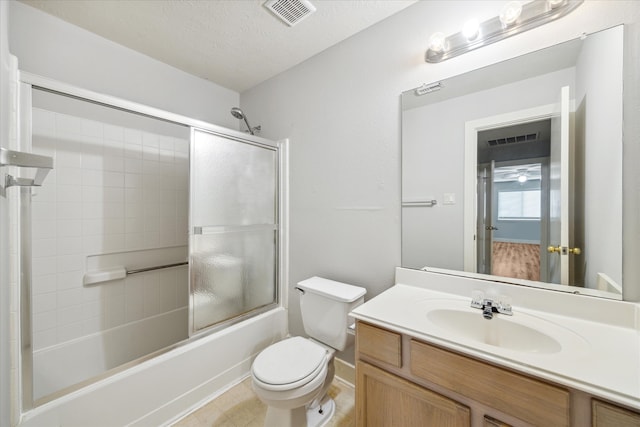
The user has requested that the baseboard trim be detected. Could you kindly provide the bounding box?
[334,358,355,387]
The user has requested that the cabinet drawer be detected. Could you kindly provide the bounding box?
[410,339,570,427]
[592,399,640,426]
[356,322,402,368]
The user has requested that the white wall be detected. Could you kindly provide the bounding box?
[8,1,239,128]
[240,0,640,352]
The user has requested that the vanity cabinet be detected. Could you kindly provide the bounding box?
[355,321,640,427]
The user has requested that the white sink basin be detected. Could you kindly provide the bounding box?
[415,299,589,355]
[427,308,561,353]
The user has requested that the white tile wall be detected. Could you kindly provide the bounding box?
[30,107,189,351]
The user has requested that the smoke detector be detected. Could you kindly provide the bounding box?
[264,0,316,27]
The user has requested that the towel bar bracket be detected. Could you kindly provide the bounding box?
[5,174,41,188]
[0,148,54,196]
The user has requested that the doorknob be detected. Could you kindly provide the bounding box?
[548,246,581,255]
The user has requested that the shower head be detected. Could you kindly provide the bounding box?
[230,107,245,120]
[230,107,260,135]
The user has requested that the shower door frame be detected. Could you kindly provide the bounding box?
[16,71,288,411]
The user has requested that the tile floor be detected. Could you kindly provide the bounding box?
[172,377,355,427]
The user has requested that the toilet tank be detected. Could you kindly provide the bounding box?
[296,277,366,351]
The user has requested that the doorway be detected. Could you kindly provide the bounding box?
[477,160,547,281]
[474,119,551,282]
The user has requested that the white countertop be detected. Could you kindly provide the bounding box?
[351,269,640,411]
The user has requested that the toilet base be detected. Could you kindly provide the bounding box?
[306,395,335,427]
[262,395,335,427]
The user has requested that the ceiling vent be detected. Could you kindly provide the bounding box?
[264,0,316,27]
[487,132,539,147]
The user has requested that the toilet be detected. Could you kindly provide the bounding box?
[251,276,366,427]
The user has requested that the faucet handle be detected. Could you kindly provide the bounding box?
[470,290,485,308]
[496,295,513,315]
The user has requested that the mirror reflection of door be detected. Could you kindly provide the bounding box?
[548,85,581,286]
[476,161,494,275]
[476,119,551,282]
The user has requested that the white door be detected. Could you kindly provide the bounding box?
[548,86,571,285]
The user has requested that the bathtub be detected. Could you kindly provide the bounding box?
[33,307,190,402]
[19,307,287,426]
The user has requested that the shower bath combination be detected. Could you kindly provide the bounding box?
[15,83,282,419]
[231,107,261,135]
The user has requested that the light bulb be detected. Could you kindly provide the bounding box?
[462,19,480,41]
[500,1,522,26]
[518,175,527,183]
[428,32,447,53]
[547,0,564,9]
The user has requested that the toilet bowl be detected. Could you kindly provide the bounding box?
[251,277,366,427]
[252,337,336,426]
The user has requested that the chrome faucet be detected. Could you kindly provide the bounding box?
[470,292,513,319]
[482,300,494,320]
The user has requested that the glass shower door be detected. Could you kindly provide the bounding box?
[190,129,278,334]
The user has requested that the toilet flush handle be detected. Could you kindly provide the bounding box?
[294,287,305,295]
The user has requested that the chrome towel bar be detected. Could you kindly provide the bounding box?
[83,261,189,285]
[402,200,437,207]
[126,261,189,275]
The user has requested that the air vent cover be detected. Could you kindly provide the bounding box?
[487,132,538,147]
[264,0,316,27]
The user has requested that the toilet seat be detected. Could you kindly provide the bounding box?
[252,337,328,391]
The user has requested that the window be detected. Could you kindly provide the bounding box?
[498,190,540,219]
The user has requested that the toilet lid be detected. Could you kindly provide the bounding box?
[252,337,327,386]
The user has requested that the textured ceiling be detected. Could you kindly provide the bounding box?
[20,0,417,92]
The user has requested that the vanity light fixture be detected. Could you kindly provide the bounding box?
[425,0,584,63]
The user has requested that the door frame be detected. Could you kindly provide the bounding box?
[464,104,556,273]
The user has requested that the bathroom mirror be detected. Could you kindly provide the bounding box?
[401,25,623,299]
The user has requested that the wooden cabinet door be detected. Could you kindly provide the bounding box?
[356,361,470,427]
[592,400,640,427]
